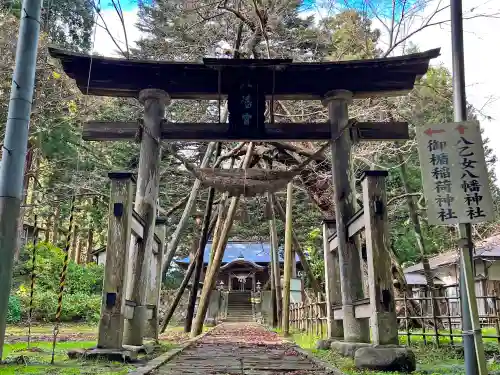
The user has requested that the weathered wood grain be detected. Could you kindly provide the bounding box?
[362,171,399,345]
[82,120,409,142]
[97,172,134,349]
[124,89,168,346]
[325,91,370,343]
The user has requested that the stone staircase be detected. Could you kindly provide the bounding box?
[225,291,254,322]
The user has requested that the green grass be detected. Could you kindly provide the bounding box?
[399,327,500,346]
[279,328,500,375]
[0,339,176,374]
[6,323,96,336]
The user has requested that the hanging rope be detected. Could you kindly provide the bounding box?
[27,214,39,349]
[169,142,330,197]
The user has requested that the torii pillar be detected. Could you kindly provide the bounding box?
[123,89,170,346]
[323,90,370,343]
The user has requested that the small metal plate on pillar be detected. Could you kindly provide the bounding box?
[113,203,124,217]
[106,292,117,308]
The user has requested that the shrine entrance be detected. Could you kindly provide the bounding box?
[220,257,264,292]
[48,46,440,356]
[230,274,253,291]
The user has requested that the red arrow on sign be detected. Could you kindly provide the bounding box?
[456,124,468,134]
[424,128,445,136]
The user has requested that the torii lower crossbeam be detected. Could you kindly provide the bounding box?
[82,121,409,142]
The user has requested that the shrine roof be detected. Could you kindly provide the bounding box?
[220,258,265,271]
[48,47,440,100]
[175,241,300,266]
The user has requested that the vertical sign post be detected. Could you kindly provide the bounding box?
[416,120,490,375]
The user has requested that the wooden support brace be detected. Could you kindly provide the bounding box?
[322,219,343,339]
[97,172,134,349]
[361,170,398,345]
[328,209,365,251]
[144,217,167,340]
[83,120,409,142]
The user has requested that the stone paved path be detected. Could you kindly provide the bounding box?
[154,323,337,375]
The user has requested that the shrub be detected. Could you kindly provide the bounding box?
[7,295,21,324]
[19,290,101,323]
[12,241,104,323]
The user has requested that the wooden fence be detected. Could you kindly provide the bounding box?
[289,295,500,346]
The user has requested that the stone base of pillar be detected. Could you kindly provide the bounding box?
[330,341,373,358]
[330,340,416,374]
[68,347,139,362]
[354,346,416,373]
[342,305,370,343]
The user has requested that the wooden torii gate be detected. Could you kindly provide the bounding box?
[49,47,439,351]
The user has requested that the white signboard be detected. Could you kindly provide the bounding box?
[416,121,493,225]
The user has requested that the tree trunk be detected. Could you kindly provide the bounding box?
[389,244,424,328]
[50,205,60,245]
[185,145,220,333]
[190,143,254,337]
[282,182,293,336]
[70,225,79,262]
[268,193,282,328]
[75,236,82,264]
[397,151,442,326]
[86,227,94,263]
[163,141,217,275]
[14,145,35,260]
[161,214,217,333]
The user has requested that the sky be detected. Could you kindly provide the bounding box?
[93,0,500,180]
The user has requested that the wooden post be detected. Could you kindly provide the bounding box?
[282,182,293,336]
[145,218,167,340]
[323,90,369,343]
[97,172,134,349]
[268,193,282,328]
[160,215,217,333]
[272,196,324,303]
[190,144,254,337]
[124,89,169,346]
[269,233,278,327]
[322,219,343,340]
[185,141,220,333]
[404,293,410,345]
[362,170,398,345]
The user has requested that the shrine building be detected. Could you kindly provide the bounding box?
[175,241,301,292]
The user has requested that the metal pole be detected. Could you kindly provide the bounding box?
[450,0,477,373]
[0,0,43,360]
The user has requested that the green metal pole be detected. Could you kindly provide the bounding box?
[0,0,43,360]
